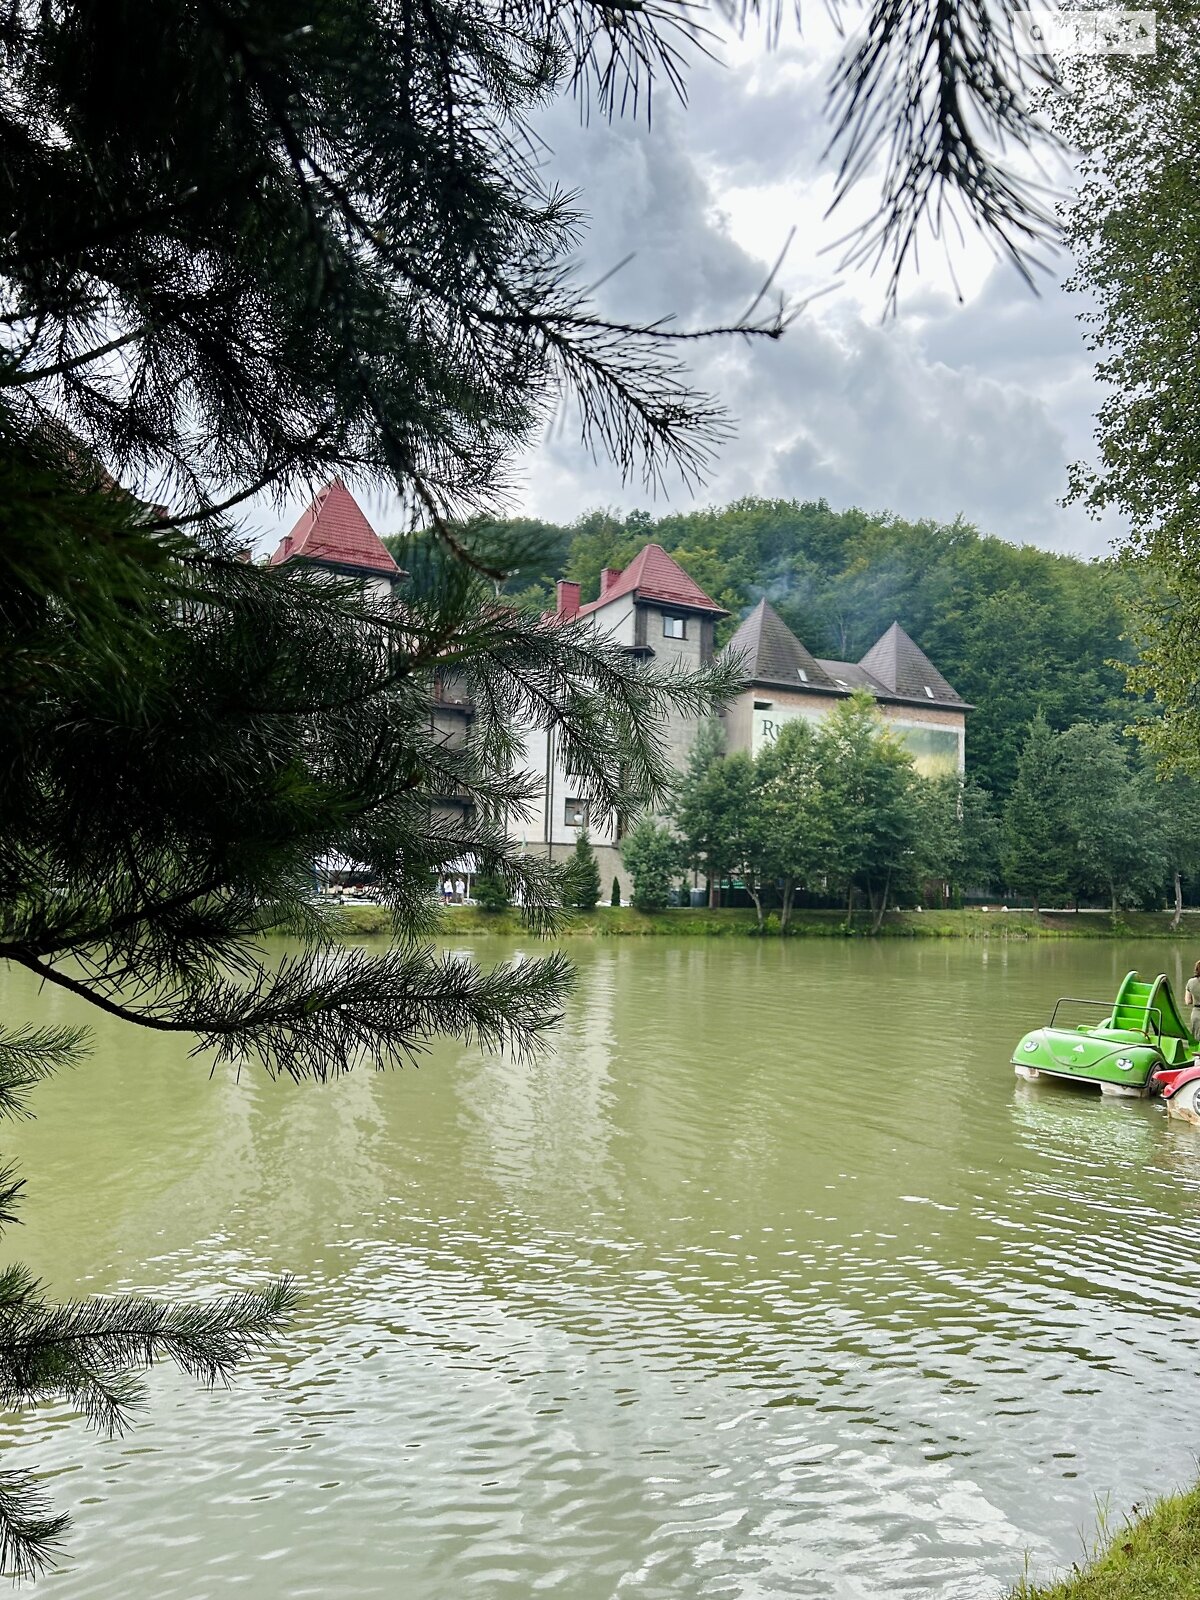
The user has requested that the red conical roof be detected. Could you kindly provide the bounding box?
[577,544,726,617]
[269,479,401,579]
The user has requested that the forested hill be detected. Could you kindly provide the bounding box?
[395,500,1145,795]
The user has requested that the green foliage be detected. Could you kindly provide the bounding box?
[1049,17,1200,775]
[1057,723,1165,912]
[621,819,679,913]
[472,871,511,912]
[915,774,1001,901]
[610,875,621,908]
[1003,714,1169,912]
[671,692,941,930]
[0,0,755,1565]
[813,693,922,927]
[564,829,602,911]
[1147,770,1200,920]
[753,718,828,928]
[671,717,731,898]
[0,0,1067,1571]
[1003,712,1070,911]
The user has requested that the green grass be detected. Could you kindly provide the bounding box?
[328,904,1200,939]
[1013,1487,1200,1598]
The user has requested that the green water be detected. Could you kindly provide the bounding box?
[5,937,1200,1599]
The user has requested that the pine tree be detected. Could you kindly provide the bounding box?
[610,876,622,908]
[565,830,602,911]
[0,3,747,1566]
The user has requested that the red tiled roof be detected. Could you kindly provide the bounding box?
[576,544,727,618]
[269,479,401,578]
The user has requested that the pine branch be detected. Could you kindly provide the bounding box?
[0,1470,71,1582]
[0,1026,89,1120]
[0,1277,299,1425]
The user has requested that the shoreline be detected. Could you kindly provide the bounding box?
[1012,1484,1200,1597]
[331,905,1200,940]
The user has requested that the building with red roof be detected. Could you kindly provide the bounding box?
[528,544,968,898]
[269,479,405,590]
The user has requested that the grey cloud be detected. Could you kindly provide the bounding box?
[245,55,1115,561]
[520,75,1116,556]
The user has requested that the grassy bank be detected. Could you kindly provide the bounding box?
[1013,1486,1200,1598]
[331,904,1200,939]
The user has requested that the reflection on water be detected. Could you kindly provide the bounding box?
[4,937,1200,1597]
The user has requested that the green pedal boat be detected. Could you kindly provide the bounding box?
[1012,971,1199,1097]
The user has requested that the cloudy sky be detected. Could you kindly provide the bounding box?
[261,20,1122,562]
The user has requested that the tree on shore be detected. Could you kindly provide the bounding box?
[1053,15,1200,772]
[916,774,1001,907]
[1002,713,1069,913]
[673,718,729,906]
[712,753,772,928]
[753,720,828,931]
[1056,724,1164,915]
[621,820,679,913]
[473,871,512,912]
[565,829,602,911]
[1147,772,1200,927]
[815,694,920,931]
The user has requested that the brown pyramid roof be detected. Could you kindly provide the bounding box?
[269,479,402,580]
[723,600,837,689]
[858,622,965,707]
[577,543,727,618]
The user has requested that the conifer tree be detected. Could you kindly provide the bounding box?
[610,876,622,908]
[565,830,602,911]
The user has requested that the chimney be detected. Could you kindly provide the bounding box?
[556,579,581,620]
[601,566,621,596]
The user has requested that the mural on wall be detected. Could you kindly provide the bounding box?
[751,705,962,776]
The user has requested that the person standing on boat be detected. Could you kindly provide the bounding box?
[1186,962,1200,1038]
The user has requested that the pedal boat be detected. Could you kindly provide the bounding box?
[1012,971,1199,1098]
[1151,1064,1200,1124]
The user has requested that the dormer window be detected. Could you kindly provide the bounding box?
[662,615,686,639]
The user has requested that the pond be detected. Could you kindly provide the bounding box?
[5,936,1200,1599]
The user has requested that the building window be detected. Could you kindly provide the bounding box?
[564,797,588,827]
[662,615,686,639]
